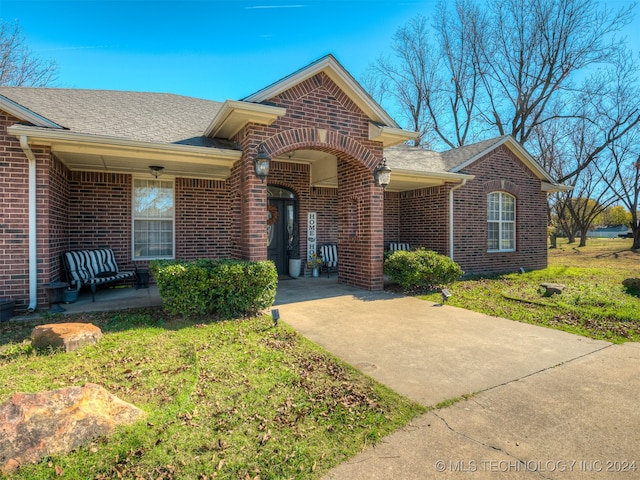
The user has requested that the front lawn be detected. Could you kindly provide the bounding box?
[0,312,424,478]
[418,238,640,343]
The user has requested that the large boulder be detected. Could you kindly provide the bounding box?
[622,278,640,291]
[0,383,147,474]
[31,322,102,352]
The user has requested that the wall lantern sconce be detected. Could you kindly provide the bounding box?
[149,165,164,178]
[373,158,391,190]
[254,144,271,182]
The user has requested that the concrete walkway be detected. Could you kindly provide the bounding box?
[275,278,640,479]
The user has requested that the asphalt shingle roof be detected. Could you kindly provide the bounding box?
[384,136,510,174]
[0,86,517,173]
[0,87,232,148]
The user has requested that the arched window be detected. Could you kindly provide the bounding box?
[487,192,515,252]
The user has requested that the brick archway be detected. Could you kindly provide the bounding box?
[262,127,379,172]
[256,128,384,290]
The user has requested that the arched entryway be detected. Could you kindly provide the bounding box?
[267,186,298,276]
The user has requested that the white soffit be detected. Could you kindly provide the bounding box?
[387,170,475,193]
[9,124,242,180]
[204,100,286,139]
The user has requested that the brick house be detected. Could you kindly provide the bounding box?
[0,55,565,311]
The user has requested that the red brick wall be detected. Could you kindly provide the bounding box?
[0,113,31,309]
[175,178,232,258]
[451,145,548,274]
[68,172,132,268]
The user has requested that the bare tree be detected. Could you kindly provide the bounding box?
[596,133,640,249]
[479,0,635,145]
[0,20,58,87]
[364,16,439,147]
[365,0,636,151]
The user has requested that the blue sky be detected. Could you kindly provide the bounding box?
[0,0,439,100]
[1,0,637,102]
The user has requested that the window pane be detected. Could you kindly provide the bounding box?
[487,193,499,220]
[502,223,515,249]
[133,179,174,259]
[487,222,499,250]
[134,179,174,219]
[502,195,515,221]
[487,192,516,252]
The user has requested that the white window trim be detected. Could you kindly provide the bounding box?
[487,191,516,253]
[132,176,176,260]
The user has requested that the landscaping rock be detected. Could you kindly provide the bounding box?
[0,383,147,474]
[622,278,640,291]
[31,322,102,352]
[540,283,566,296]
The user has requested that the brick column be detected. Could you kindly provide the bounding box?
[237,145,268,262]
[337,157,384,291]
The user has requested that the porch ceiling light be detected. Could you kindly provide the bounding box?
[149,165,164,178]
[373,157,391,189]
[254,144,271,182]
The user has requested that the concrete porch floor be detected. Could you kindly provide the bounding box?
[11,275,356,320]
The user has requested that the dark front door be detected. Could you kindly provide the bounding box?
[267,187,297,276]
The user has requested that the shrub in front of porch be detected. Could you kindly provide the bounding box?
[384,248,463,290]
[149,259,277,318]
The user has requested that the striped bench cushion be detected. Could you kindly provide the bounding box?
[64,249,134,287]
[320,244,338,267]
[389,243,411,251]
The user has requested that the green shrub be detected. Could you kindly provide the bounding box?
[384,248,463,290]
[149,259,277,318]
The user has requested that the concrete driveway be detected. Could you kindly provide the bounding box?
[275,278,640,479]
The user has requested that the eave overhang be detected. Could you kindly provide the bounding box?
[204,100,286,140]
[542,182,573,193]
[369,123,418,147]
[386,169,475,193]
[0,95,62,128]
[9,124,242,180]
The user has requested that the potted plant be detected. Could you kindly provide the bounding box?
[63,283,79,304]
[307,252,323,277]
[288,245,301,278]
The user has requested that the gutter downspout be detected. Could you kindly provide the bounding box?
[449,179,468,261]
[19,136,38,312]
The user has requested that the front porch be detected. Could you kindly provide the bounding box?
[10,276,382,321]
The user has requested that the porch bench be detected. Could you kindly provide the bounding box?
[389,242,411,251]
[319,244,338,278]
[62,249,135,302]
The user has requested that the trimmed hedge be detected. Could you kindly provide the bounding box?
[149,259,278,318]
[384,248,463,290]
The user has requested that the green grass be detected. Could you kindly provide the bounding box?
[417,238,640,343]
[0,313,425,478]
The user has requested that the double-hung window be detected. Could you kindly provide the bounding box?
[487,192,515,252]
[133,178,174,259]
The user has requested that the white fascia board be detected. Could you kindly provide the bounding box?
[0,96,62,128]
[8,124,242,164]
[369,123,418,147]
[243,55,400,128]
[542,182,573,193]
[204,100,287,139]
[393,169,475,183]
[451,135,558,184]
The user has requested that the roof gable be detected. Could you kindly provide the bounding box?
[242,54,402,130]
